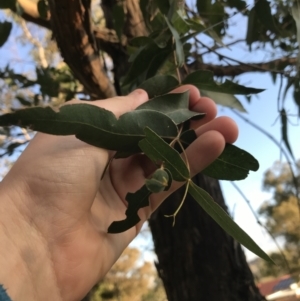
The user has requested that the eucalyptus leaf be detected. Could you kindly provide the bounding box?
[165,17,185,67]
[183,70,264,95]
[0,104,178,153]
[188,182,272,262]
[202,90,246,112]
[0,21,12,48]
[37,0,49,19]
[145,169,170,193]
[0,0,16,9]
[280,109,294,159]
[138,75,179,98]
[202,144,259,180]
[108,185,151,233]
[136,91,205,124]
[113,4,125,41]
[139,127,189,181]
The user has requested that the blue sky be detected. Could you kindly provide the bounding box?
[0,8,299,262]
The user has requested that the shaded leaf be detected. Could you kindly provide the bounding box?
[138,75,179,98]
[145,169,170,193]
[202,144,259,180]
[154,0,170,15]
[37,0,49,19]
[139,127,189,181]
[280,109,294,159]
[0,0,16,9]
[0,21,12,47]
[188,182,272,262]
[136,91,205,124]
[202,90,246,112]
[108,185,151,233]
[254,0,277,33]
[113,4,125,41]
[183,70,264,95]
[16,96,32,107]
[165,17,185,67]
[0,104,178,153]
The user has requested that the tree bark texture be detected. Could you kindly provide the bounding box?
[149,174,266,301]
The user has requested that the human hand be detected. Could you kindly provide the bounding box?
[0,85,238,301]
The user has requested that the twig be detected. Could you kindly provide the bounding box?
[230,181,292,272]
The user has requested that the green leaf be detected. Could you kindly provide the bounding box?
[0,0,16,9]
[112,4,125,41]
[0,104,178,153]
[188,182,272,262]
[254,0,277,33]
[202,90,246,112]
[154,0,170,15]
[165,17,185,67]
[108,185,151,233]
[136,91,205,124]
[123,43,162,85]
[145,169,170,193]
[0,21,12,47]
[139,127,189,181]
[37,0,49,19]
[202,144,259,180]
[246,8,260,49]
[280,109,294,159]
[171,11,190,35]
[138,75,179,98]
[183,70,264,95]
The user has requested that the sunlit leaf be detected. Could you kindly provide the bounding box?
[136,91,205,124]
[202,90,246,112]
[188,182,273,262]
[0,21,12,47]
[138,75,179,98]
[183,70,264,95]
[139,127,189,181]
[0,104,178,153]
[108,185,151,233]
[202,144,259,180]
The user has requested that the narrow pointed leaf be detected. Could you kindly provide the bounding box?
[138,75,179,98]
[139,127,189,181]
[280,109,294,159]
[202,144,259,180]
[188,182,272,262]
[0,21,12,47]
[108,185,151,233]
[0,104,178,153]
[202,90,246,112]
[183,70,264,95]
[165,17,184,67]
[136,91,205,124]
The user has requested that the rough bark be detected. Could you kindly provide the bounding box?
[24,0,116,99]
[149,174,266,301]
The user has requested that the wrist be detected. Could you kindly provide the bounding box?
[0,183,62,301]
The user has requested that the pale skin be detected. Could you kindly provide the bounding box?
[0,85,238,301]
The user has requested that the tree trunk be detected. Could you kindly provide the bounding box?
[149,174,266,301]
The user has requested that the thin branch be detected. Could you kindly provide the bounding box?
[230,181,292,273]
[231,109,300,209]
[20,19,48,68]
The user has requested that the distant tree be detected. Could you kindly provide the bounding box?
[259,160,300,276]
